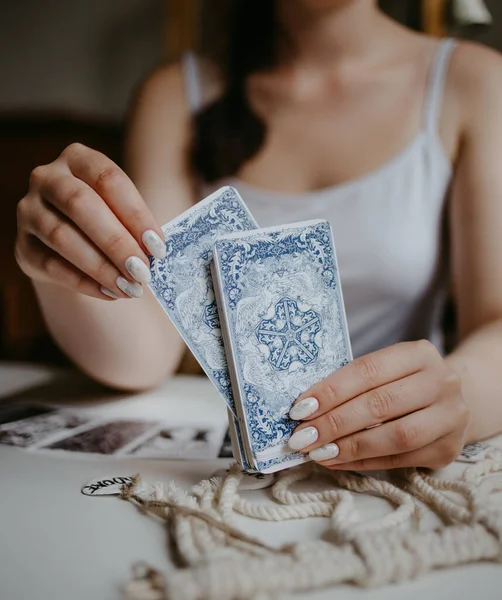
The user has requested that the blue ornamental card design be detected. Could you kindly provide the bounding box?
[256,298,322,371]
[148,186,258,419]
[213,220,352,473]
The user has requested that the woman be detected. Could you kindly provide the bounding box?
[15,0,502,471]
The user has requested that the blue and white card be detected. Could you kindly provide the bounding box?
[148,186,258,421]
[212,220,352,473]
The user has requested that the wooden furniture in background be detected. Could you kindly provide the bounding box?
[422,0,448,36]
[164,0,198,60]
[0,115,123,364]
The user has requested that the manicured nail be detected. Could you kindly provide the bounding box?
[125,256,151,284]
[289,397,319,420]
[309,443,340,462]
[142,230,166,260]
[100,286,119,300]
[288,426,318,451]
[116,276,143,298]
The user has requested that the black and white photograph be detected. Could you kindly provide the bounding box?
[0,408,89,448]
[127,423,228,459]
[45,420,157,455]
[0,384,229,459]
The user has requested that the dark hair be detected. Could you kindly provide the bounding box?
[191,0,278,183]
[191,0,396,183]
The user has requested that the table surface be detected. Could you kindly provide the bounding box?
[1,362,501,600]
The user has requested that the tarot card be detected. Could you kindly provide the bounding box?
[226,409,252,469]
[127,424,226,460]
[45,421,154,454]
[212,220,353,473]
[0,410,88,448]
[148,186,258,418]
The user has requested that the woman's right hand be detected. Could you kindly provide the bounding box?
[15,143,166,300]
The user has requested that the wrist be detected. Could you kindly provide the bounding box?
[444,353,475,444]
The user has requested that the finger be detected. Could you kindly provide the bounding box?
[289,369,443,452]
[37,169,150,290]
[323,438,461,471]
[290,340,441,421]
[61,144,165,258]
[18,235,113,300]
[25,198,141,298]
[310,402,458,465]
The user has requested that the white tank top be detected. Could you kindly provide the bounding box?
[182,40,456,358]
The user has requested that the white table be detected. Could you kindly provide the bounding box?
[1,362,501,600]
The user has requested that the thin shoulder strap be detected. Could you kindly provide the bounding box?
[181,51,203,113]
[423,38,457,133]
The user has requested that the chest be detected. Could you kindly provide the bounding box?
[238,69,426,192]
[228,148,451,306]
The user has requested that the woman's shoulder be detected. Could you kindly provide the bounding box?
[432,39,502,147]
[448,40,502,103]
[132,60,187,115]
[134,53,223,116]
[125,60,199,221]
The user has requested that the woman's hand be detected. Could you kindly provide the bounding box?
[16,143,166,300]
[288,340,470,470]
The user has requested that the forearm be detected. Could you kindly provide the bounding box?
[446,318,502,443]
[34,281,184,390]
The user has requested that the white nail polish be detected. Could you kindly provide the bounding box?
[289,397,319,420]
[309,443,340,462]
[288,426,318,451]
[142,230,166,260]
[116,277,143,298]
[100,286,119,300]
[125,256,151,284]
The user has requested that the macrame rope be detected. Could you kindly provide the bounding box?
[121,447,502,600]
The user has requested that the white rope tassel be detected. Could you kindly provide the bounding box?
[328,469,419,541]
[156,524,501,600]
[122,456,502,600]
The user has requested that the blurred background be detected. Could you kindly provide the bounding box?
[0,0,501,368]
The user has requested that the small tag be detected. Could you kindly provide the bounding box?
[81,475,135,496]
[211,468,275,491]
[457,442,491,463]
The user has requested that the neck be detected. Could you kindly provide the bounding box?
[277,0,387,65]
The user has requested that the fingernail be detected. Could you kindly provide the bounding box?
[309,443,340,462]
[100,286,119,300]
[289,397,319,420]
[288,426,318,451]
[142,230,166,260]
[116,276,143,298]
[125,256,151,284]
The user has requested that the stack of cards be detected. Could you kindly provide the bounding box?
[149,186,352,473]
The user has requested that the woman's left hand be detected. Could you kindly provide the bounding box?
[288,340,471,470]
